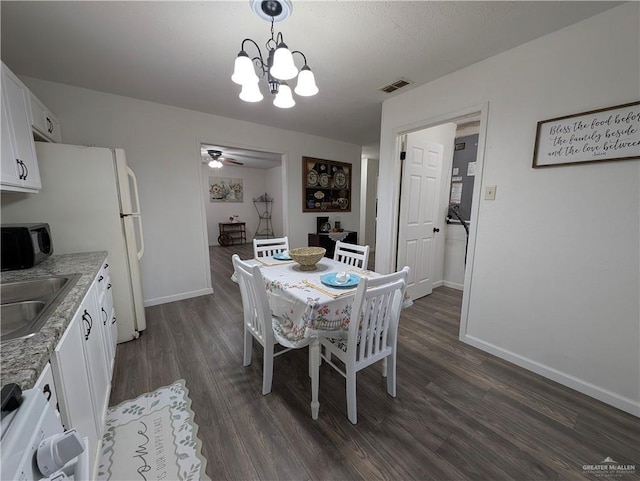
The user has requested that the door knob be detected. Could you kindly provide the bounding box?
[433,227,440,233]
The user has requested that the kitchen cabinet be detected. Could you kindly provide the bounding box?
[97,260,117,378]
[30,91,62,143]
[80,278,111,437]
[49,263,115,477]
[51,309,101,472]
[0,62,41,192]
[34,361,59,417]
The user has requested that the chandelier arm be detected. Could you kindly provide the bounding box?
[241,38,269,76]
[291,50,308,66]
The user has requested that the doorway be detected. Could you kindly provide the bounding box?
[395,111,483,313]
[197,141,285,288]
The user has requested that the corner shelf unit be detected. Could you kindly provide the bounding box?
[254,193,274,239]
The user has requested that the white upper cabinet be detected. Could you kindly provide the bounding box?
[1,62,41,192]
[30,91,62,143]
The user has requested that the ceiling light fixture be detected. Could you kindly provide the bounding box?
[232,0,318,109]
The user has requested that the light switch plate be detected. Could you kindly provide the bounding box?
[485,185,497,200]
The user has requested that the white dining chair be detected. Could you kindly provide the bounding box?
[320,266,409,424]
[253,237,289,259]
[232,254,310,395]
[333,240,370,269]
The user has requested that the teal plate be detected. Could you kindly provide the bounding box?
[273,252,292,260]
[320,272,360,288]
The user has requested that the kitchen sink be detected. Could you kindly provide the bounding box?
[0,274,81,342]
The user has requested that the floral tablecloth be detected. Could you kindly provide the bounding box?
[247,257,380,348]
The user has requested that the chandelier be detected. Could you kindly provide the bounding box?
[231,0,318,109]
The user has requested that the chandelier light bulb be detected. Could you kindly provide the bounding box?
[294,66,318,96]
[270,43,298,80]
[239,82,264,102]
[273,83,295,108]
[232,51,259,85]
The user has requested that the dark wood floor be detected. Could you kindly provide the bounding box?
[111,244,639,481]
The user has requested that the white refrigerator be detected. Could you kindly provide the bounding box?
[1,142,146,343]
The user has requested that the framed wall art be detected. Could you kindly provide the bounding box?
[209,177,243,202]
[533,101,640,168]
[302,157,351,212]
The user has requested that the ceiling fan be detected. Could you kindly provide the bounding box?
[206,149,243,167]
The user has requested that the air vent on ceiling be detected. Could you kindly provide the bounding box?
[379,78,413,93]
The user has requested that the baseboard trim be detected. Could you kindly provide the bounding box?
[462,334,640,417]
[144,288,214,307]
[443,280,464,291]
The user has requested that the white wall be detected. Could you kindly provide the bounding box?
[378,3,639,414]
[20,79,361,306]
[202,163,282,244]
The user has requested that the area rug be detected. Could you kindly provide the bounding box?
[98,379,210,481]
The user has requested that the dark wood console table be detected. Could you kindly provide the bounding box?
[308,231,357,258]
[218,222,246,246]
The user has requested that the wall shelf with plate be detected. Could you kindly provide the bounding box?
[303,156,351,212]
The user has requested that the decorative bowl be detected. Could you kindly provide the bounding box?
[288,247,326,271]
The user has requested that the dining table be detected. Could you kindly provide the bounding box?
[240,254,385,420]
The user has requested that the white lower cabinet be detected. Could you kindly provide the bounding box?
[49,262,115,478]
[81,278,111,435]
[34,361,59,417]
[51,310,101,473]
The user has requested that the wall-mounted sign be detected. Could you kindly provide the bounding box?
[533,101,640,168]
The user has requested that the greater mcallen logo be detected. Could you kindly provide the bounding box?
[583,457,636,477]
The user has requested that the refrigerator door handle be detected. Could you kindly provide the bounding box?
[126,166,145,260]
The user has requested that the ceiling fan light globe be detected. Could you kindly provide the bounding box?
[232,52,259,85]
[208,159,223,168]
[270,44,298,80]
[273,84,295,108]
[239,82,264,102]
[294,67,318,96]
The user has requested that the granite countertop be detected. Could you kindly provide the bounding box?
[1,251,107,390]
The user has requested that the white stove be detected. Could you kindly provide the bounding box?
[1,385,89,481]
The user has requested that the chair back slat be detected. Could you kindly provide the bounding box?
[232,255,274,346]
[253,237,289,258]
[333,241,370,269]
[349,268,409,365]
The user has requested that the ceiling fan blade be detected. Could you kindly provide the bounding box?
[222,158,244,165]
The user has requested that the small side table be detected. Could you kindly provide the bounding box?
[218,222,246,246]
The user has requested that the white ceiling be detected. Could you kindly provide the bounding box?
[1,1,621,147]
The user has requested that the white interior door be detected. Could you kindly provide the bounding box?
[397,135,445,300]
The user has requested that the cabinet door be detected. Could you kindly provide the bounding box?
[1,64,40,190]
[30,92,62,143]
[79,281,111,437]
[34,361,59,417]
[51,313,100,471]
[1,93,22,187]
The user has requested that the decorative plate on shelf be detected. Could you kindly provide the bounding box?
[321,272,360,288]
[307,169,319,186]
[334,171,347,188]
[319,173,330,188]
[314,190,325,200]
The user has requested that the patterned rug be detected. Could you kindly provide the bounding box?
[98,379,210,481]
